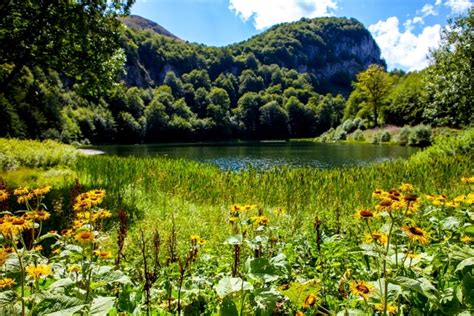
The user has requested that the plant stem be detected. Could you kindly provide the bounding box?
[383,213,395,316]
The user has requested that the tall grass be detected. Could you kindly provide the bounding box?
[0,138,79,171]
[76,130,473,236]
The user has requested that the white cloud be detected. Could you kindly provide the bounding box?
[444,0,473,13]
[369,17,441,71]
[228,0,338,30]
[435,0,443,5]
[421,4,437,16]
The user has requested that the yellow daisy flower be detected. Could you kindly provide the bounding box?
[350,280,375,299]
[74,230,94,244]
[402,225,429,245]
[26,264,52,280]
[0,190,9,202]
[0,278,15,289]
[374,303,397,315]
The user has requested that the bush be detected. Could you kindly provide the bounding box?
[380,131,391,142]
[408,125,432,147]
[353,117,367,130]
[397,126,411,146]
[371,133,380,144]
[352,129,364,141]
[341,119,356,133]
[333,127,347,141]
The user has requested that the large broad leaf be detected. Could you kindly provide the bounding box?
[393,277,440,303]
[48,278,75,290]
[253,288,281,316]
[33,294,85,315]
[455,258,474,273]
[215,277,253,298]
[279,280,321,307]
[0,291,17,306]
[219,297,238,316]
[245,254,289,283]
[90,297,116,315]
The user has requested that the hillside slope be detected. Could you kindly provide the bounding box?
[121,16,385,95]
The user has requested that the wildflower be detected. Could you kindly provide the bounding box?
[32,186,51,197]
[191,234,206,245]
[399,183,414,192]
[406,252,419,260]
[403,194,418,202]
[74,230,94,244]
[466,193,474,204]
[27,210,50,221]
[26,264,52,280]
[229,216,238,224]
[295,312,304,316]
[230,204,242,216]
[243,204,256,211]
[0,248,8,266]
[374,303,397,315]
[303,294,317,308]
[68,264,81,273]
[461,176,474,184]
[13,187,29,196]
[461,235,473,244]
[10,216,33,233]
[402,225,429,245]
[354,209,375,219]
[0,278,15,289]
[94,250,113,259]
[52,248,61,255]
[274,207,286,215]
[365,232,388,245]
[372,189,388,199]
[61,229,73,236]
[251,215,269,226]
[33,245,43,252]
[93,209,112,221]
[350,280,375,299]
[0,190,9,202]
[17,193,34,204]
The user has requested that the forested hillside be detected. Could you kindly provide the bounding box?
[0,5,471,144]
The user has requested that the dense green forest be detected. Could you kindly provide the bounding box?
[0,3,472,144]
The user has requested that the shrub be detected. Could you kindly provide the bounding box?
[397,126,411,146]
[352,129,364,141]
[371,133,380,144]
[341,119,356,133]
[380,131,391,142]
[333,127,347,141]
[408,125,432,147]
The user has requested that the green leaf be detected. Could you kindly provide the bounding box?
[48,278,75,290]
[214,277,253,298]
[253,288,280,316]
[219,297,238,316]
[245,255,289,283]
[279,280,321,307]
[90,297,116,315]
[393,277,440,303]
[464,225,474,237]
[34,294,85,315]
[442,216,460,230]
[224,235,243,245]
[455,257,474,273]
[0,291,17,306]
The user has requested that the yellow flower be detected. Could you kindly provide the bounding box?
[243,204,257,211]
[303,293,317,308]
[350,280,375,299]
[374,303,397,315]
[0,278,15,289]
[32,186,51,197]
[295,311,304,316]
[26,264,52,280]
[33,245,43,252]
[453,195,466,203]
[0,248,8,266]
[94,250,113,260]
[399,183,414,192]
[17,193,34,204]
[13,187,29,196]
[274,207,286,215]
[372,189,389,199]
[461,176,474,184]
[229,216,238,224]
[0,190,9,202]
[364,232,388,245]
[402,225,429,245]
[68,264,81,273]
[190,234,206,246]
[230,204,242,216]
[461,235,473,244]
[27,210,50,221]
[93,209,112,221]
[354,209,376,219]
[74,230,94,244]
[251,215,269,226]
[10,216,33,233]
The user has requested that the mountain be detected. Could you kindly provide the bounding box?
[120,16,385,95]
[120,15,179,39]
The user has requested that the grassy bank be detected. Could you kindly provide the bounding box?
[0,130,472,314]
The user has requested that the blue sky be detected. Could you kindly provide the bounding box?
[131,0,472,71]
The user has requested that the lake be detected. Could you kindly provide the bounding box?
[91,141,419,171]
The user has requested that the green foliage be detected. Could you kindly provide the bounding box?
[424,9,474,127]
[408,125,432,147]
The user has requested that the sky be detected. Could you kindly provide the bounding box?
[131,0,473,71]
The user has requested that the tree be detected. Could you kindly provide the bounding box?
[424,8,473,127]
[259,101,289,138]
[350,64,393,126]
[233,92,263,137]
[285,96,316,137]
[238,70,264,95]
[0,0,134,95]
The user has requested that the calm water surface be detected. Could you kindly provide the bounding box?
[92,141,419,171]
